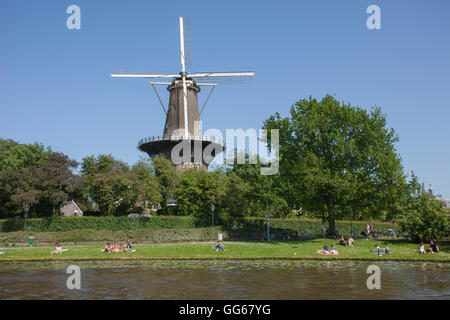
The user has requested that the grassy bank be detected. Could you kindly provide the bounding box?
[0,239,448,262]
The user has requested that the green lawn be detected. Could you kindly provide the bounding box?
[0,239,448,262]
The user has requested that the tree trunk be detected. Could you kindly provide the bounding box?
[326,194,336,237]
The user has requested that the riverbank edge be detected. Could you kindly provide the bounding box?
[0,256,448,263]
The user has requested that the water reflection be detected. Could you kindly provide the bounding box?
[0,260,448,300]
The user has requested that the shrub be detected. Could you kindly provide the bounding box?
[0,216,200,232]
[0,227,225,244]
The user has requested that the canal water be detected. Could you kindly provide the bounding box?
[0,260,448,299]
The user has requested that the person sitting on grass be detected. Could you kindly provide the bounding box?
[103,243,111,253]
[323,244,330,254]
[213,241,225,251]
[338,236,346,246]
[51,244,63,255]
[330,243,338,254]
[419,243,426,254]
[123,240,133,252]
[348,236,355,246]
[384,245,392,254]
[428,240,439,254]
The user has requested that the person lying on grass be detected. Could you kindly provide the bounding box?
[51,244,63,255]
[371,244,383,255]
[316,244,338,255]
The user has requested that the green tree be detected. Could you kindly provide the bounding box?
[398,173,449,242]
[175,170,226,222]
[0,152,83,217]
[225,153,290,218]
[152,156,178,212]
[263,95,407,236]
[0,139,51,173]
[81,155,131,215]
[130,158,162,211]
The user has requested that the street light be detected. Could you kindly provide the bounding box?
[23,203,30,232]
[350,209,353,237]
[266,200,270,243]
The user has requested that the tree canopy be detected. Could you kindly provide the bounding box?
[263,95,407,235]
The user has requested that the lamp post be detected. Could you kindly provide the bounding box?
[211,204,215,227]
[23,203,30,232]
[266,200,270,243]
[350,209,353,237]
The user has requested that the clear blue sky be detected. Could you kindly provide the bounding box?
[1,0,449,199]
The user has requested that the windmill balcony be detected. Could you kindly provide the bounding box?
[137,135,224,149]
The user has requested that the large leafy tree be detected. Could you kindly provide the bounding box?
[263,95,407,236]
[81,155,162,215]
[0,139,51,173]
[0,152,84,217]
[81,155,131,215]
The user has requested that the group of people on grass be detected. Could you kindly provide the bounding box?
[419,240,440,254]
[103,240,133,253]
[319,236,355,255]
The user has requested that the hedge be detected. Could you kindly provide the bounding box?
[224,217,400,240]
[0,227,225,245]
[0,216,199,232]
[0,215,400,240]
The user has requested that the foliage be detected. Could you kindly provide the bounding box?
[223,154,290,218]
[0,138,51,172]
[152,156,178,213]
[398,173,449,242]
[0,215,199,232]
[175,169,226,222]
[263,95,407,236]
[0,149,84,218]
[0,227,223,245]
[81,155,161,216]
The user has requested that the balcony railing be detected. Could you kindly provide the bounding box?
[138,135,225,148]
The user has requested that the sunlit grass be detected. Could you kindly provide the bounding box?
[0,239,448,262]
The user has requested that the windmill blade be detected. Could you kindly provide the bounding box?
[189,72,254,78]
[188,71,255,84]
[111,72,180,78]
[182,18,192,68]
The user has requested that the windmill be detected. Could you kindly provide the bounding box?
[111,17,255,170]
